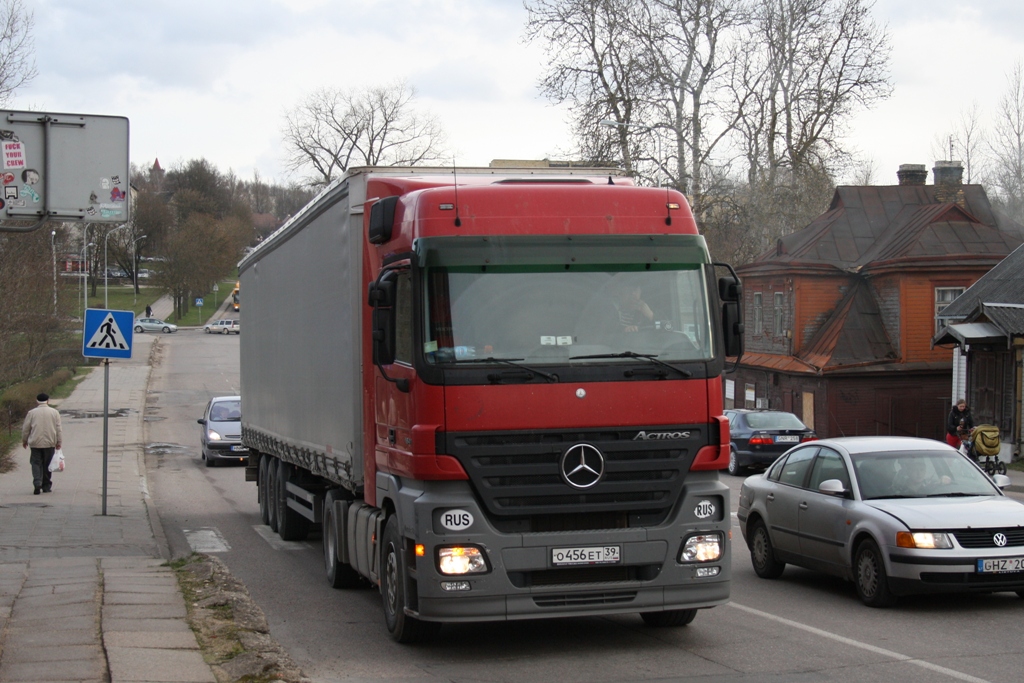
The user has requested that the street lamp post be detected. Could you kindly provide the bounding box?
[599,119,665,187]
[132,234,147,305]
[82,242,95,319]
[50,230,57,316]
[104,224,129,309]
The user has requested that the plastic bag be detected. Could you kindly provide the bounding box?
[48,448,65,473]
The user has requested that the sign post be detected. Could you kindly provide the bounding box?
[195,297,203,326]
[82,309,134,515]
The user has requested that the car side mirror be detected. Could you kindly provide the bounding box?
[993,473,1011,489]
[818,479,848,497]
[197,419,206,425]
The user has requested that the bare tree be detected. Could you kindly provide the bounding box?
[931,102,987,184]
[283,81,447,188]
[989,62,1024,221]
[0,0,35,104]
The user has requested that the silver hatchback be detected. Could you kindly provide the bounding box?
[737,436,1023,606]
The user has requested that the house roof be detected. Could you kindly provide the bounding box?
[980,303,1024,336]
[799,279,896,369]
[933,322,1008,347]
[739,184,1024,276]
[937,242,1024,320]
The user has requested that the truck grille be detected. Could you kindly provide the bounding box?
[442,426,708,520]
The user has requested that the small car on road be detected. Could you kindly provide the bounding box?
[197,395,247,466]
[133,317,177,334]
[738,436,1022,607]
[203,319,240,335]
[725,409,816,475]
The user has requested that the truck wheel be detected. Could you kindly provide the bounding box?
[381,516,440,643]
[258,456,271,526]
[265,457,279,532]
[276,460,310,541]
[323,490,361,588]
[640,609,697,627]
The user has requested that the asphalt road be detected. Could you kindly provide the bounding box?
[144,331,1024,683]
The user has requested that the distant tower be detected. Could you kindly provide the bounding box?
[149,158,165,189]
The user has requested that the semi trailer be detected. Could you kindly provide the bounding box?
[239,165,743,642]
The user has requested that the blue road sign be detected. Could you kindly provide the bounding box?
[195,297,204,307]
[83,309,134,359]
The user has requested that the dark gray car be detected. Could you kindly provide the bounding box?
[197,396,247,466]
[737,436,1021,607]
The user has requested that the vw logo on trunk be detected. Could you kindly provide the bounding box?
[994,533,1008,547]
[560,443,605,489]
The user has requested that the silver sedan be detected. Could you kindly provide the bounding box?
[737,436,1023,607]
[133,317,178,333]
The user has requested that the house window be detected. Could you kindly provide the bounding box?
[752,292,763,336]
[773,292,785,336]
[935,287,965,333]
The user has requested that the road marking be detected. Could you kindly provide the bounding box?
[729,602,991,683]
[183,527,231,553]
[252,525,311,551]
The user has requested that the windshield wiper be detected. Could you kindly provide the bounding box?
[864,495,919,500]
[454,357,558,382]
[569,351,692,378]
[925,492,985,497]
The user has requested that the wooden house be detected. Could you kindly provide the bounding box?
[729,162,1024,440]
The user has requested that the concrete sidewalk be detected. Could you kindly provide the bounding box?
[0,296,218,683]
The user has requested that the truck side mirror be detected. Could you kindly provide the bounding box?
[368,196,400,245]
[368,271,399,365]
[718,275,742,302]
[722,301,744,357]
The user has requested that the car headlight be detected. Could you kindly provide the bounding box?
[679,533,723,562]
[207,429,223,441]
[437,546,488,575]
[896,531,953,549]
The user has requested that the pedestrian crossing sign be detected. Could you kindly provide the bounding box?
[83,309,134,359]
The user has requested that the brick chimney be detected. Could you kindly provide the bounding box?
[933,160,965,207]
[897,163,927,185]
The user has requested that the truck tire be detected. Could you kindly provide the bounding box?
[640,609,697,627]
[266,457,280,532]
[381,516,440,643]
[258,456,272,526]
[276,459,310,541]
[323,490,361,588]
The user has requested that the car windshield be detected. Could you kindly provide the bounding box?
[744,412,807,430]
[209,400,241,422]
[853,450,998,499]
[423,267,713,364]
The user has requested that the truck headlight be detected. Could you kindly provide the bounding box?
[896,532,952,549]
[679,533,723,562]
[437,546,488,575]
[207,430,222,441]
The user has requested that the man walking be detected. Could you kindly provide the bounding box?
[22,393,62,495]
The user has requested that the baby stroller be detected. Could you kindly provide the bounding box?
[961,424,1005,476]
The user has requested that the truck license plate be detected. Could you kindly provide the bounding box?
[551,546,620,566]
[977,556,1024,573]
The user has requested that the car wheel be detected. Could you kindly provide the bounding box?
[381,515,441,643]
[323,489,362,589]
[204,451,216,467]
[162,326,171,333]
[750,519,785,579]
[728,448,743,476]
[640,609,697,627]
[854,539,896,607]
[135,325,144,333]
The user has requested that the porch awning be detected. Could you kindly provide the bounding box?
[932,322,1006,347]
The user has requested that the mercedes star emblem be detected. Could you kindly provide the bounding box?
[994,532,1008,547]
[560,443,605,489]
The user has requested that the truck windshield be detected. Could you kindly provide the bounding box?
[423,266,713,364]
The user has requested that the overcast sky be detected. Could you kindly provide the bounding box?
[14,0,1024,187]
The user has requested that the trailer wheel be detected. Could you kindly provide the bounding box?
[276,460,310,541]
[323,490,361,588]
[640,609,697,627]
[265,457,279,532]
[381,516,440,643]
[258,456,271,526]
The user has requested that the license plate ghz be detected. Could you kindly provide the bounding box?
[551,546,620,566]
[977,556,1024,573]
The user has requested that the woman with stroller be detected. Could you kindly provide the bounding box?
[945,399,974,449]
